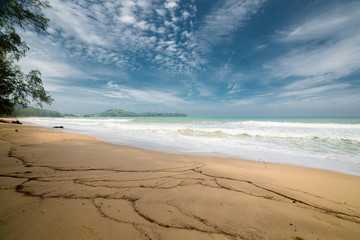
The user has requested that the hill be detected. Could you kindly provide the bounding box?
[3,108,187,118]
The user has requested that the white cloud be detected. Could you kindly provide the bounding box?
[33,0,202,83]
[164,1,178,10]
[272,2,360,79]
[196,84,215,97]
[182,10,190,20]
[279,83,351,98]
[256,44,267,50]
[283,75,333,90]
[119,15,136,24]
[21,59,85,79]
[47,1,110,47]
[156,8,166,17]
[106,82,188,106]
[227,82,242,95]
[271,34,360,79]
[265,2,360,103]
[155,55,163,60]
[18,31,87,82]
[231,97,261,106]
[196,0,267,46]
[280,3,360,43]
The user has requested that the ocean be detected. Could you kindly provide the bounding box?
[21,117,360,176]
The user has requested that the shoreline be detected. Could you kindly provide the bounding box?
[19,117,360,177]
[1,122,360,239]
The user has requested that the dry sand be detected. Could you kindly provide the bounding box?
[0,121,360,240]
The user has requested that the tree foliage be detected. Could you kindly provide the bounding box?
[0,0,53,115]
[9,107,62,117]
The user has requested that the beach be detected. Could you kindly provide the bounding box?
[20,117,360,176]
[1,121,360,240]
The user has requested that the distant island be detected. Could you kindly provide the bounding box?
[4,107,187,118]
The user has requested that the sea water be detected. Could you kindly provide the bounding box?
[21,117,360,176]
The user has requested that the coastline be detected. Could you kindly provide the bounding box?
[18,116,360,177]
[1,122,360,239]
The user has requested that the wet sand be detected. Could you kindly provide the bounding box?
[1,122,360,240]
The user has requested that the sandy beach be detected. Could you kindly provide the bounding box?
[1,121,360,240]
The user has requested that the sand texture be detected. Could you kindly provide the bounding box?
[1,122,360,240]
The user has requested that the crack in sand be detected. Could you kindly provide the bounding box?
[270,183,360,211]
[2,128,360,240]
[6,149,243,238]
[7,151,360,225]
[91,198,156,240]
[8,157,360,225]
[193,169,360,224]
[131,200,242,240]
[10,161,360,239]
[6,160,245,238]
[165,201,247,240]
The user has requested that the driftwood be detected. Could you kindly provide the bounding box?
[53,126,64,129]
[11,120,22,124]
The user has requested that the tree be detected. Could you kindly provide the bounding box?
[0,0,53,115]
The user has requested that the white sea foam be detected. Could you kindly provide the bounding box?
[21,117,360,176]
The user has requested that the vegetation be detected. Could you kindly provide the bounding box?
[0,0,53,115]
[8,107,61,117]
[3,107,187,118]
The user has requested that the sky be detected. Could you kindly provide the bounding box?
[19,0,360,117]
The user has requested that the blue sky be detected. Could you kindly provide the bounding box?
[19,0,360,117]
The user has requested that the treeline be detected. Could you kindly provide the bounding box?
[6,108,62,117]
[2,108,187,118]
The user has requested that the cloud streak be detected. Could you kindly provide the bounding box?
[43,0,202,76]
[197,0,266,45]
[279,3,360,43]
[106,82,188,106]
[265,2,360,102]
[16,0,360,116]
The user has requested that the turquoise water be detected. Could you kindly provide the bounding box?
[22,117,360,176]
